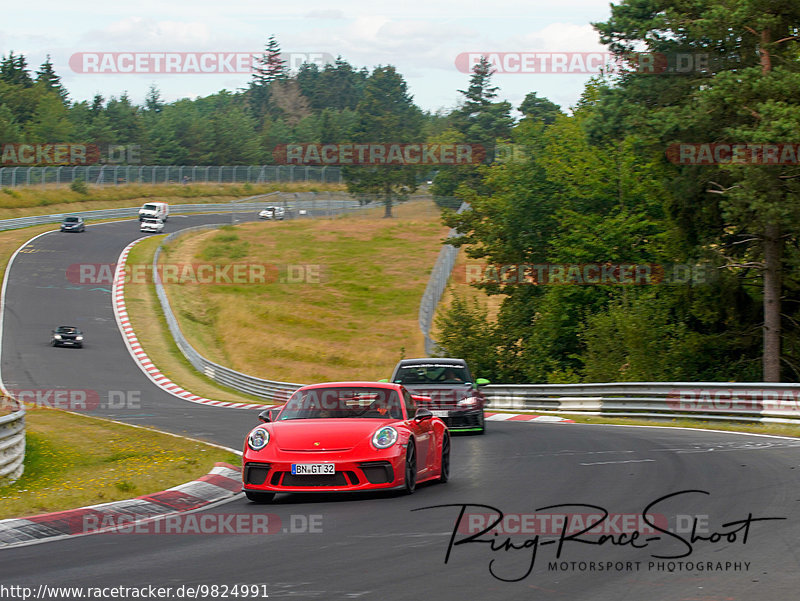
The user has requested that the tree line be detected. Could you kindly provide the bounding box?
[3,7,798,383]
[437,0,800,383]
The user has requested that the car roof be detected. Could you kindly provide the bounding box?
[296,381,404,391]
[394,358,467,367]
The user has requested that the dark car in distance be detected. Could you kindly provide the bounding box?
[60,216,85,232]
[51,326,84,348]
[383,358,490,434]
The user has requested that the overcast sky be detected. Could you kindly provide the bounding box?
[2,0,616,114]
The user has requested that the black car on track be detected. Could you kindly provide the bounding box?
[60,216,85,232]
[384,358,490,434]
[51,325,84,348]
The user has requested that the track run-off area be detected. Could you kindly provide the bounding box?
[2,213,799,600]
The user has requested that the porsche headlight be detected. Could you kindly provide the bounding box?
[372,426,398,449]
[247,427,270,451]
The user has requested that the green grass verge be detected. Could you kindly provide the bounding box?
[0,409,240,519]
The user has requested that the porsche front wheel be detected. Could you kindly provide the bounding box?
[403,441,417,494]
[439,434,450,483]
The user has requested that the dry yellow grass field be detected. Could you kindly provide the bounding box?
[161,200,450,383]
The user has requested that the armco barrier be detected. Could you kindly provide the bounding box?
[0,404,25,485]
[418,201,469,355]
[0,192,365,232]
[483,382,800,425]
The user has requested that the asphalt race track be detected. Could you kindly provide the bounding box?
[2,215,800,600]
[1,214,260,447]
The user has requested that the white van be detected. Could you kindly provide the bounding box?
[139,202,169,222]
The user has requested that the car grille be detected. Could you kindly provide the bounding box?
[445,411,484,429]
[278,472,350,487]
[359,461,394,484]
[243,463,271,486]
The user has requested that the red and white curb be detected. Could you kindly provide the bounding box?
[112,239,272,411]
[0,463,242,547]
[486,412,574,423]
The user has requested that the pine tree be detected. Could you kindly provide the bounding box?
[145,84,164,113]
[594,0,800,381]
[35,55,68,102]
[344,65,423,217]
[252,35,288,86]
[0,53,34,87]
[518,92,561,125]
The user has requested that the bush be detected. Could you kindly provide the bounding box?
[434,293,499,380]
[70,178,89,195]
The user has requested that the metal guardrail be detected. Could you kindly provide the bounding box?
[483,382,800,424]
[0,402,25,485]
[418,201,470,355]
[0,194,364,232]
[0,165,343,187]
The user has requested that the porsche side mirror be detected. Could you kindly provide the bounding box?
[259,405,284,423]
[414,408,433,422]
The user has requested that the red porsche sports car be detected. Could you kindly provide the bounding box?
[242,382,450,502]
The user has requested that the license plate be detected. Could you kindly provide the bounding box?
[291,463,335,475]
[431,410,450,417]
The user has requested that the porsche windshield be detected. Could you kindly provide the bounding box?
[278,387,402,420]
[394,364,469,385]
